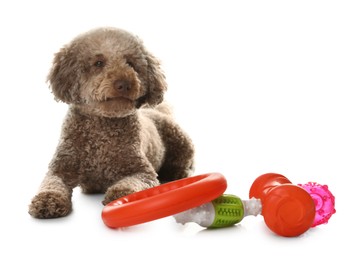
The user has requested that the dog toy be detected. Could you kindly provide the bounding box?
[102,172,335,237]
[174,173,336,237]
[297,181,336,227]
[101,173,227,228]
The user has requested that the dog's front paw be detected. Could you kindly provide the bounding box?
[102,187,136,205]
[103,176,159,205]
[28,191,72,218]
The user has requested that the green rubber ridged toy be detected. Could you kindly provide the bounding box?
[210,194,244,228]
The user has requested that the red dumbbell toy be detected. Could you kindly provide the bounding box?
[249,173,335,236]
[174,172,335,237]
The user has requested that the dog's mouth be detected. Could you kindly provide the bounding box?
[102,96,135,103]
[78,96,137,118]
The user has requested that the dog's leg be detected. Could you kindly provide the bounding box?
[102,172,159,205]
[28,174,73,218]
[157,124,195,183]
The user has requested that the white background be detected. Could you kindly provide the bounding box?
[1,0,361,259]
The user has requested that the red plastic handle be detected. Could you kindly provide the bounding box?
[102,173,227,228]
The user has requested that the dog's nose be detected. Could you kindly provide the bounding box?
[114,79,131,93]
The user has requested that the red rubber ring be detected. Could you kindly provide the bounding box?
[102,173,227,228]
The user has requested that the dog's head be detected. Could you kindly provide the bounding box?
[47,27,167,117]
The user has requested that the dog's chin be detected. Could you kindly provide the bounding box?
[77,98,137,118]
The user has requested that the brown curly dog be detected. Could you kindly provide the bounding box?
[29,27,195,219]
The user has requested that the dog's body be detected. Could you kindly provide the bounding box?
[29,27,194,218]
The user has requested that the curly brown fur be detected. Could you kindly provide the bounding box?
[29,27,195,219]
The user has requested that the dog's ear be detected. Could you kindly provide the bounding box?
[47,46,81,103]
[143,51,167,106]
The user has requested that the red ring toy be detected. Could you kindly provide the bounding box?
[102,173,227,228]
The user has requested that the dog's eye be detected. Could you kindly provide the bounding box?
[94,60,105,68]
